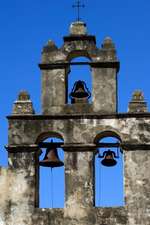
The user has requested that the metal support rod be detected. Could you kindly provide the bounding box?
[38,142,64,148]
[51,168,53,208]
[97,143,121,148]
[39,142,121,148]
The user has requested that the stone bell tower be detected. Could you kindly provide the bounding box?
[0,21,150,225]
[40,21,119,114]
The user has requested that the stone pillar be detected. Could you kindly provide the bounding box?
[4,145,40,225]
[0,168,12,225]
[92,67,118,113]
[39,39,67,115]
[92,37,119,113]
[41,68,66,114]
[6,145,39,208]
[64,145,96,224]
[124,149,150,224]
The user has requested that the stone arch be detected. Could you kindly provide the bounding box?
[35,131,64,144]
[66,50,92,62]
[94,130,122,144]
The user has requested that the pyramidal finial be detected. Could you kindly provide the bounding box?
[128,90,148,113]
[12,90,35,114]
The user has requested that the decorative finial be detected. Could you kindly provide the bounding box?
[18,90,30,101]
[12,90,35,114]
[72,0,85,21]
[128,90,148,113]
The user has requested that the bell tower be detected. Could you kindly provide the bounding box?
[1,19,150,225]
[40,21,119,114]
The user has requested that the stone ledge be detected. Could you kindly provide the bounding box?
[7,112,150,120]
[63,143,97,152]
[5,144,39,153]
[39,61,119,71]
[63,35,96,44]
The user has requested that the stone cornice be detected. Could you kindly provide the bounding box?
[7,112,150,120]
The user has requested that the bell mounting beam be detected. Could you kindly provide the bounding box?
[97,143,120,148]
[38,142,121,149]
[38,142,64,148]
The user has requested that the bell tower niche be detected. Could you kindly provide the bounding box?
[39,21,119,114]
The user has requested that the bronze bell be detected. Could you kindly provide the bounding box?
[39,145,64,168]
[70,80,91,103]
[98,149,118,167]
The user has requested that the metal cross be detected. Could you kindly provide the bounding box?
[72,0,85,21]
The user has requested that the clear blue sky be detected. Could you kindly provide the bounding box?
[0,0,150,207]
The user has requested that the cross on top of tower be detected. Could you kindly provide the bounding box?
[72,0,85,21]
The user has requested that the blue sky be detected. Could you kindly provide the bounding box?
[0,0,150,207]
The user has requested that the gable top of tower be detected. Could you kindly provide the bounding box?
[63,20,96,45]
[41,21,119,64]
[69,21,87,36]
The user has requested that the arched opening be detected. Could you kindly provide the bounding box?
[67,56,92,104]
[94,132,124,207]
[37,134,64,208]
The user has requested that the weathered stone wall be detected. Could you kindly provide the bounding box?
[124,150,150,224]
[92,68,117,113]
[42,69,67,114]
[0,168,10,225]
[2,114,150,224]
[7,115,150,145]
[64,150,94,221]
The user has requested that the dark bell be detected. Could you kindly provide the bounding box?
[99,150,117,167]
[70,80,91,99]
[39,146,64,168]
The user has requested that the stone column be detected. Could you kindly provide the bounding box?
[41,68,67,114]
[124,149,150,224]
[3,145,38,225]
[6,145,39,208]
[92,67,118,113]
[63,145,96,224]
[91,37,119,114]
[7,145,39,225]
[4,145,40,225]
